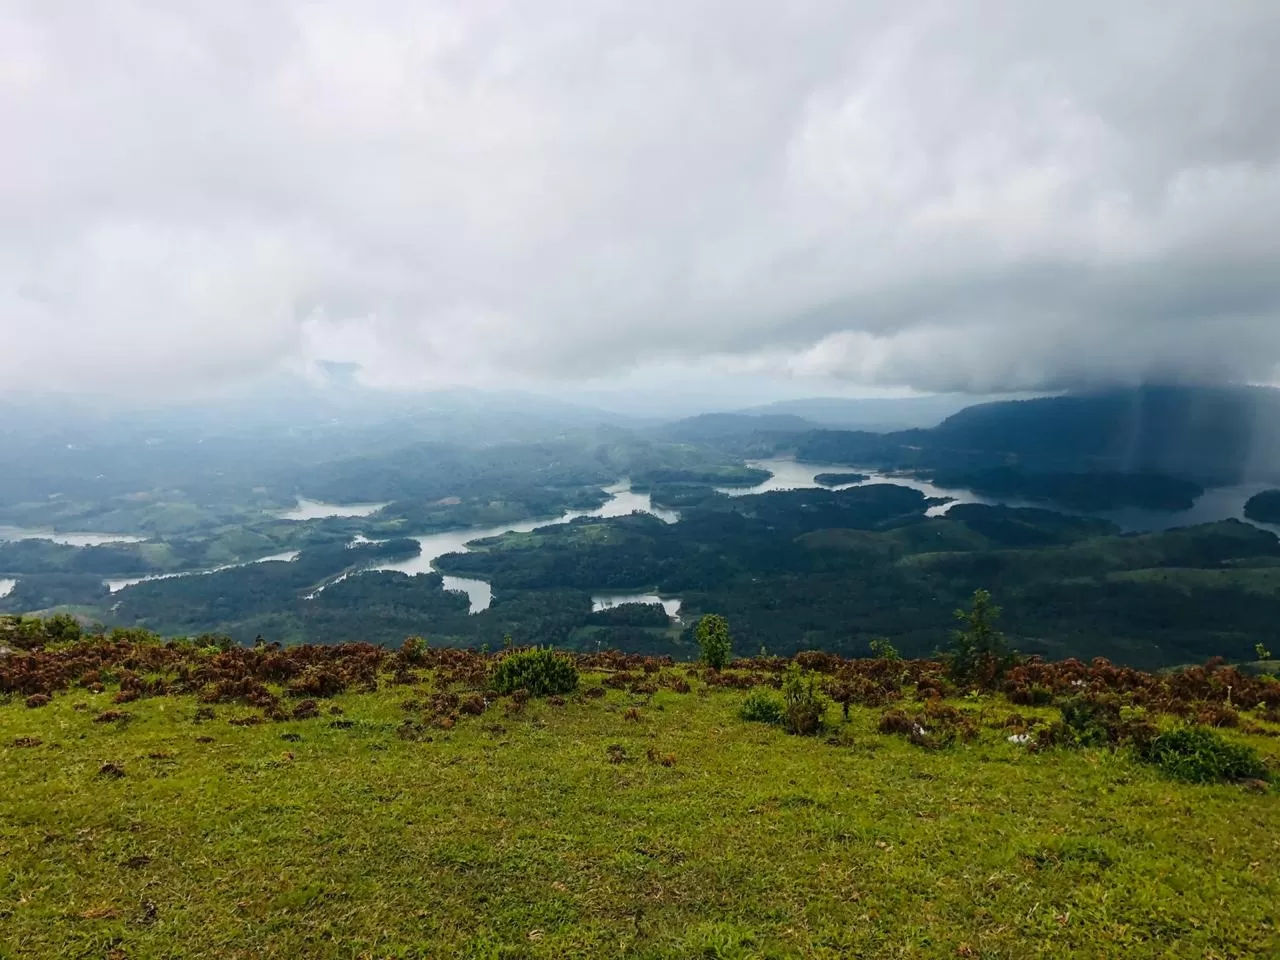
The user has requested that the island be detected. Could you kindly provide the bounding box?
[1244,489,1280,524]
[813,472,869,487]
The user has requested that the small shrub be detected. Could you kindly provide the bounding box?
[878,708,918,736]
[1007,683,1054,706]
[1059,694,1122,746]
[286,666,346,698]
[740,689,785,725]
[1195,703,1240,728]
[869,637,901,661]
[490,647,579,697]
[1137,726,1271,784]
[45,612,83,645]
[646,746,676,766]
[781,663,829,736]
[398,635,428,665]
[25,693,51,709]
[695,614,733,671]
[945,589,1015,688]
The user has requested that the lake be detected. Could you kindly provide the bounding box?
[105,550,301,592]
[721,459,1280,533]
[365,481,677,613]
[0,526,146,547]
[276,499,390,521]
[98,465,1280,615]
[591,592,683,621]
[716,459,1003,516]
[0,579,15,599]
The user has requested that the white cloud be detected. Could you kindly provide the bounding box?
[2,0,1279,397]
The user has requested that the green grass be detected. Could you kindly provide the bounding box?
[2,682,1277,959]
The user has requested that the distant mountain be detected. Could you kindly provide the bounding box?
[738,395,978,431]
[653,412,821,442]
[793,384,1280,486]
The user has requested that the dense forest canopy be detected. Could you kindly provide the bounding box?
[5,384,1280,670]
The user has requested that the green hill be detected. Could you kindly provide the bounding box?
[3,627,1277,958]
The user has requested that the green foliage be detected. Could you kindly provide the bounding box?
[695,614,733,671]
[869,637,901,661]
[1256,642,1273,661]
[193,632,237,653]
[739,689,785,725]
[781,662,829,735]
[399,635,428,665]
[489,646,579,697]
[1137,727,1271,784]
[946,589,1013,687]
[1059,695,1122,747]
[43,612,83,644]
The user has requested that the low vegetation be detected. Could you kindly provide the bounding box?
[2,618,1278,957]
[489,645,580,697]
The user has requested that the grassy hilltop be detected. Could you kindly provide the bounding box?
[2,626,1278,959]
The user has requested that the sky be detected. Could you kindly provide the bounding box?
[2,1,1280,403]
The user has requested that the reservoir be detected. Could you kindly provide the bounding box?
[369,481,676,613]
[105,550,301,592]
[721,459,1280,532]
[276,499,390,521]
[0,526,146,547]
[591,593,683,620]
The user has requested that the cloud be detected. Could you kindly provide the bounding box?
[2,0,1279,397]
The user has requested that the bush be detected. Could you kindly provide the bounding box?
[1007,683,1054,706]
[945,589,1014,688]
[740,689,785,725]
[1136,726,1271,784]
[490,647,579,698]
[398,635,428,665]
[44,613,83,645]
[869,637,901,661]
[781,663,829,735]
[695,614,733,671]
[1059,694,1122,746]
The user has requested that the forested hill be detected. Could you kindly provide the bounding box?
[792,384,1280,485]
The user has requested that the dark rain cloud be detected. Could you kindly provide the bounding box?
[1,0,1279,396]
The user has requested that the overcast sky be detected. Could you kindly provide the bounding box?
[2,1,1279,401]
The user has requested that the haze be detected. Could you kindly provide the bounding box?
[2,1,1279,401]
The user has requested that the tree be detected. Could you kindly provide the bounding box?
[695,614,733,670]
[946,589,1012,687]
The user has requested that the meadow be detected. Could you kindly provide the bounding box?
[2,632,1277,959]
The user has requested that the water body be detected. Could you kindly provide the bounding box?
[0,526,146,547]
[1098,483,1280,536]
[276,498,390,521]
[717,459,1001,517]
[105,550,301,593]
[591,593,683,621]
[0,578,15,599]
[368,481,677,614]
[722,458,1280,534]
